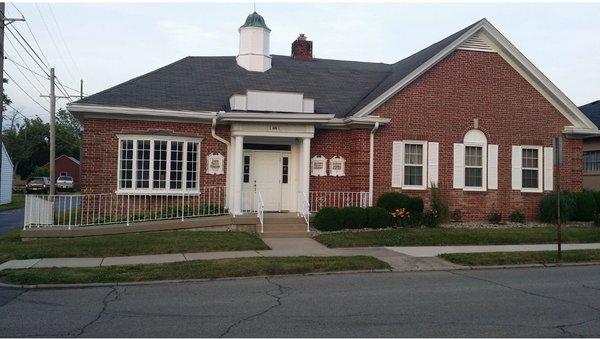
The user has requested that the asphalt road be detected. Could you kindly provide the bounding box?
[1,266,600,337]
[0,208,24,235]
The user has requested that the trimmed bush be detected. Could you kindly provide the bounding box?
[365,207,393,229]
[509,210,525,223]
[340,207,367,229]
[487,212,502,224]
[539,191,576,222]
[573,191,596,221]
[408,197,424,215]
[592,191,600,214]
[377,192,411,213]
[594,213,600,227]
[313,207,343,231]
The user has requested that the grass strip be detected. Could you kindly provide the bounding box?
[0,193,25,212]
[0,229,269,261]
[439,249,600,266]
[0,256,390,285]
[314,227,600,248]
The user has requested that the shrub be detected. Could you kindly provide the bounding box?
[377,192,411,213]
[573,191,596,221]
[340,207,367,229]
[429,184,449,223]
[450,209,462,223]
[422,210,439,228]
[592,191,600,214]
[539,191,576,222]
[487,212,502,224]
[408,197,424,215]
[509,210,525,223]
[365,207,393,229]
[594,213,600,227]
[313,207,343,231]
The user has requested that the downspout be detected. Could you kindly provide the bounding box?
[211,114,232,210]
[369,122,380,206]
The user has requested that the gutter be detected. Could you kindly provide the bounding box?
[211,113,231,209]
[369,122,380,206]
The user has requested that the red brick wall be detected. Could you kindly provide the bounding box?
[367,49,582,220]
[81,118,229,194]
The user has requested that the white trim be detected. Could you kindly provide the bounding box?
[68,104,216,120]
[220,112,334,124]
[463,142,487,192]
[520,145,543,193]
[351,19,598,134]
[401,140,428,191]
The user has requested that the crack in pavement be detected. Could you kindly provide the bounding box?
[218,277,290,338]
[449,270,600,313]
[0,288,30,308]
[69,286,124,337]
[554,316,600,338]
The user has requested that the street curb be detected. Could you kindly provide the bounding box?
[465,261,600,270]
[0,268,393,289]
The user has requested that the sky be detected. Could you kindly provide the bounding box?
[3,2,600,123]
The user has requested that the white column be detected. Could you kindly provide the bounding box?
[232,135,244,215]
[301,137,311,196]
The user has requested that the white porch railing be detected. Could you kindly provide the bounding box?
[23,186,228,229]
[298,191,310,232]
[308,191,369,212]
[256,192,265,233]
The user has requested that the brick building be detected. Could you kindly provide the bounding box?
[68,12,598,221]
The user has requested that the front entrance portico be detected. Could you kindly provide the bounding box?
[229,123,314,214]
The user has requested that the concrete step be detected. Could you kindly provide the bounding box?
[260,231,312,238]
[262,224,308,232]
[263,218,306,225]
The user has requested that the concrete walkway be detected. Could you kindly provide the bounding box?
[2,239,599,273]
[386,242,600,257]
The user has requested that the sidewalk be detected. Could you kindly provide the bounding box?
[385,243,600,257]
[2,240,599,273]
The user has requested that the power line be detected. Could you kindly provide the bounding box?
[4,70,50,113]
[47,4,82,76]
[10,3,51,68]
[5,53,49,102]
[5,26,49,76]
[5,35,48,91]
[5,54,46,79]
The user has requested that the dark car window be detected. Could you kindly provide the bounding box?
[28,179,45,184]
[58,176,73,181]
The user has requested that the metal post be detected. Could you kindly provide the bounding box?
[554,136,563,262]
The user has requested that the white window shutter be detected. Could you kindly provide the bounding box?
[544,147,554,191]
[487,145,498,190]
[453,143,465,189]
[512,146,522,190]
[391,141,403,188]
[428,142,439,187]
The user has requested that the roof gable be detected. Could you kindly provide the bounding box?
[352,19,597,132]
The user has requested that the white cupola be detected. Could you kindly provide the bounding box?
[236,11,271,72]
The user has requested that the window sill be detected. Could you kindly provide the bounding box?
[115,190,201,196]
[463,187,486,192]
[401,185,427,191]
[520,188,543,194]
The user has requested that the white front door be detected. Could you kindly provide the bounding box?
[253,152,282,211]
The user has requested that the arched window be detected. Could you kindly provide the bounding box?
[463,129,487,189]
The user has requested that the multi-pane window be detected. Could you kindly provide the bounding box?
[404,143,424,186]
[282,157,289,184]
[522,148,539,189]
[153,141,167,189]
[136,140,150,189]
[243,156,250,183]
[118,137,200,192]
[119,140,134,189]
[465,146,483,188]
[170,141,184,190]
[186,143,198,189]
[583,151,600,173]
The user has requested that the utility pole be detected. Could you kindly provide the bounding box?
[553,136,563,262]
[0,4,25,193]
[41,69,70,195]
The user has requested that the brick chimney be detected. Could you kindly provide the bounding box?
[291,34,313,61]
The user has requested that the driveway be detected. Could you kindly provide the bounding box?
[1,266,599,337]
[0,208,24,235]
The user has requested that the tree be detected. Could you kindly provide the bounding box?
[56,108,82,160]
[3,116,49,179]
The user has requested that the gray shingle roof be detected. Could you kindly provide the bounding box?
[75,20,481,118]
[580,100,600,128]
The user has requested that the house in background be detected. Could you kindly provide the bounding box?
[1,143,14,205]
[67,12,598,221]
[43,154,81,189]
[580,100,600,190]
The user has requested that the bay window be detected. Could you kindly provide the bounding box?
[117,136,201,193]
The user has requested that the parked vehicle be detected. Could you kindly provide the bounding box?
[56,176,75,191]
[25,177,51,194]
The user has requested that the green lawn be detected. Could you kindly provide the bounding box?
[0,193,25,212]
[0,256,390,285]
[440,249,600,266]
[314,227,600,248]
[0,229,269,261]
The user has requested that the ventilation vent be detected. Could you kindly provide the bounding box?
[459,32,496,52]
